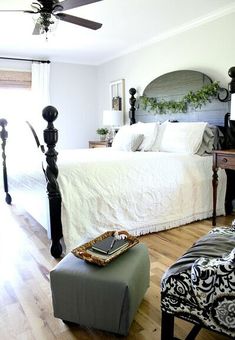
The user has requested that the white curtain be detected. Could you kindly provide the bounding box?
[31,61,50,139]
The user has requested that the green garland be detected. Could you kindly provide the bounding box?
[139,81,220,114]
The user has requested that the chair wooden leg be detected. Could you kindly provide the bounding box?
[185,324,201,340]
[161,311,174,340]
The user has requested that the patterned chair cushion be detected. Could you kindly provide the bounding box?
[161,226,235,338]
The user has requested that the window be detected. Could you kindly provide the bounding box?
[0,70,34,152]
[0,70,31,88]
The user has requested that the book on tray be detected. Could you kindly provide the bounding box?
[91,236,129,255]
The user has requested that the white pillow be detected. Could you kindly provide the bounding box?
[151,120,168,151]
[129,122,159,151]
[112,126,144,151]
[159,122,208,154]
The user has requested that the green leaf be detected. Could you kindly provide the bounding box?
[139,81,220,115]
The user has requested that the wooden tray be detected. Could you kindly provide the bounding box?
[71,230,139,266]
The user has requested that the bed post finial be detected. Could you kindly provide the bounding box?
[42,106,63,258]
[228,67,235,94]
[0,118,12,204]
[129,88,136,125]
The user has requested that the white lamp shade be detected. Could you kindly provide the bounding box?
[230,93,235,121]
[103,110,123,126]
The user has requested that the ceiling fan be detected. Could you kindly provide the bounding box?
[0,0,103,36]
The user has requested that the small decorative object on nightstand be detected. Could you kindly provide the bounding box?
[96,128,109,141]
[89,141,107,148]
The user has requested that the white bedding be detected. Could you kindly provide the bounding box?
[7,148,226,253]
[7,149,50,233]
[56,148,226,252]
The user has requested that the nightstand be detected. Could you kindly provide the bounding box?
[89,141,107,148]
[212,149,235,225]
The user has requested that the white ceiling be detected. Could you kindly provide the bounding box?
[0,0,234,65]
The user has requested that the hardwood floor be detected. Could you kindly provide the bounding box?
[0,201,233,340]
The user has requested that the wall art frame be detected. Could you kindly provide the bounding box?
[110,79,125,112]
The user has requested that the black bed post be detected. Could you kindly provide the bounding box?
[0,118,12,204]
[42,106,63,258]
[129,88,136,125]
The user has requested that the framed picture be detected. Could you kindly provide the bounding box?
[110,79,125,111]
[112,96,122,110]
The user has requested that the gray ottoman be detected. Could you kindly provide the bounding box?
[50,243,150,336]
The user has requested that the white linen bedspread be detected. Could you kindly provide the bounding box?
[7,149,50,233]
[56,148,226,252]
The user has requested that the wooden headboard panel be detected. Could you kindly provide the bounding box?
[133,70,229,126]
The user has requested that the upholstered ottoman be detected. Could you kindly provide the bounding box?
[50,243,150,336]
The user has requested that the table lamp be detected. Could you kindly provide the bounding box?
[103,110,123,142]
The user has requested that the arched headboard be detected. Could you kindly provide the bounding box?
[134,70,229,126]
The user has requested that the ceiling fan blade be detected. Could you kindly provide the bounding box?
[0,10,35,13]
[57,13,102,30]
[32,22,41,35]
[24,10,38,14]
[58,0,102,12]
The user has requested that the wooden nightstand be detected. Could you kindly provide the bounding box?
[212,149,235,225]
[89,141,107,148]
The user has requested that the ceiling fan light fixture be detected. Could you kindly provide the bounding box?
[33,12,59,38]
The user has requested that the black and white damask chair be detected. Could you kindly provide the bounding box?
[161,225,235,339]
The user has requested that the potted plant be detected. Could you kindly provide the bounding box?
[96,127,109,141]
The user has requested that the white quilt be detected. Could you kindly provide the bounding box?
[56,148,226,252]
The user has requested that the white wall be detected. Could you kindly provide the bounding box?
[97,11,235,124]
[50,62,98,149]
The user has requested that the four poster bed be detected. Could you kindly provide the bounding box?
[1,69,234,258]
